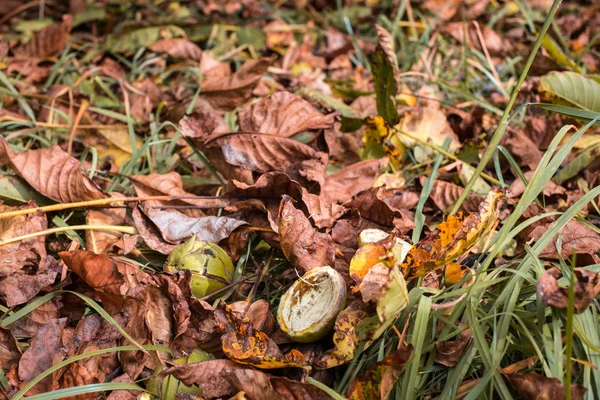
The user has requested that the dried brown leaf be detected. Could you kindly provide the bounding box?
[0,137,107,203]
[445,21,510,55]
[86,193,136,255]
[59,251,149,311]
[205,132,328,189]
[279,196,336,274]
[0,327,21,373]
[506,372,586,400]
[226,368,332,400]
[148,38,202,61]
[320,158,387,204]
[531,220,600,259]
[17,318,67,395]
[435,327,472,367]
[238,91,334,137]
[537,267,600,313]
[346,343,413,400]
[201,57,273,111]
[13,15,73,58]
[161,359,244,398]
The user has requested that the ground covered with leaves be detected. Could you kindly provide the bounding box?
[1,0,600,399]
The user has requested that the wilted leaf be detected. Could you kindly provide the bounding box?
[396,108,461,157]
[537,267,600,314]
[214,301,310,369]
[400,190,503,280]
[0,137,107,203]
[205,132,328,189]
[17,318,67,395]
[278,196,336,274]
[59,251,149,311]
[141,208,246,244]
[530,220,600,259]
[162,359,242,398]
[540,71,600,112]
[0,175,49,205]
[314,301,369,369]
[344,187,415,234]
[226,368,332,400]
[320,158,387,204]
[445,22,509,55]
[0,202,59,307]
[371,25,400,125]
[238,91,334,137]
[13,15,72,58]
[0,327,21,373]
[346,343,413,400]
[506,372,586,400]
[148,38,202,61]
[201,57,273,111]
[435,327,472,367]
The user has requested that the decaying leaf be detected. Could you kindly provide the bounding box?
[278,195,336,274]
[506,372,587,400]
[205,132,328,189]
[148,38,202,61]
[59,251,149,311]
[320,158,388,204]
[400,189,504,280]
[537,267,600,313]
[214,301,310,369]
[201,57,273,111]
[238,91,334,137]
[435,326,472,367]
[17,318,67,395]
[0,137,107,203]
[346,343,413,400]
[161,359,243,398]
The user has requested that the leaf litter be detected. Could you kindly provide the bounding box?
[0,1,599,399]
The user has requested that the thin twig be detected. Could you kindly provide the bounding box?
[0,225,137,247]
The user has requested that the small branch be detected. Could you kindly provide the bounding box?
[0,225,138,247]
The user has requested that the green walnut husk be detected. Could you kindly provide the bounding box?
[147,349,214,399]
[164,236,234,298]
[277,266,347,343]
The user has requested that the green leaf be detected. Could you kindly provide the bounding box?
[554,143,600,184]
[106,25,185,55]
[0,175,50,205]
[371,26,400,125]
[295,87,364,119]
[530,103,600,125]
[539,71,600,111]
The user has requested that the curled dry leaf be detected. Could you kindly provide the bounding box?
[141,208,247,244]
[506,372,586,400]
[445,21,510,55]
[205,132,328,189]
[0,137,107,203]
[278,196,336,274]
[320,158,388,204]
[201,57,273,111]
[13,14,73,58]
[214,301,310,369]
[226,368,332,400]
[435,327,472,367]
[345,343,413,400]
[148,38,202,61]
[161,359,243,398]
[301,189,347,229]
[531,220,600,259]
[58,251,149,312]
[344,187,415,235]
[17,318,67,395]
[400,190,504,281]
[230,299,275,336]
[238,91,334,137]
[131,207,177,254]
[537,267,600,314]
[0,202,60,307]
[0,327,21,373]
[423,178,483,213]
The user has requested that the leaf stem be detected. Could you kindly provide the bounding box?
[448,0,563,215]
[0,225,138,247]
[0,195,226,220]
